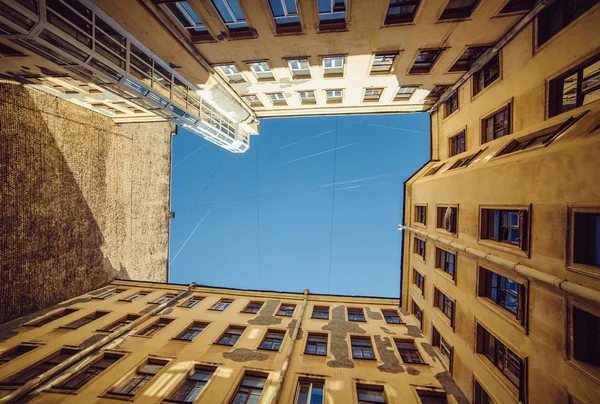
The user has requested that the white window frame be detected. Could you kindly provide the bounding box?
[318,0,347,20]
[268,93,286,103]
[215,64,244,82]
[371,54,396,72]
[323,56,344,74]
[294,379,325,404]
[249,61,274,79]
[395,86,418,100]
[325,89,343,102]
[288,58,311,76]
[364,88,383,101]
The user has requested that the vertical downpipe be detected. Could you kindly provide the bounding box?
[270,288,310,404]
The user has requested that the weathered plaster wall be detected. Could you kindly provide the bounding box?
[0,81,171,324]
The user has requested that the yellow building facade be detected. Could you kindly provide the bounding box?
[401,1,600,404]
[1,281,460,403]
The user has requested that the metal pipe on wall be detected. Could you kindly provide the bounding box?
[270,288,310,404]
[427,0,555,115]
[398,224,600,305]
[0,283,197,404]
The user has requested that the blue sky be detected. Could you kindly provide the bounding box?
[169,113,429,298]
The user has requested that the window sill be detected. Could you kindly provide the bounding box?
[410,284,424,298]
[130,334,153,339]
[323,73,344,78]
[413,222,426,229]
[50,388,81,395]
[212,342,236,347]
[567,358,600,384]
[434,227,458,238]
[471,77,500,102]
[474,354,521,401]
[348,319,367,323]
[434,267,456,284]
[433,307,453,330]
[351,357,377,361]
[208,308,227,312]
[412,253,426,263]
[381,21,416,28]
[401,360,429,366]
[477,239,529,258]
[117,299,133,303]
[567,263,600,279]
[442,109,459,122]
[257,347,279,352]
[99,393,136,402]
[369,70,393,76]
[475,296,526,334]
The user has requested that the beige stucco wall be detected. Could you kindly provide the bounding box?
[0,281,465,403]
[0,82,171,324]
[401,4,600,404]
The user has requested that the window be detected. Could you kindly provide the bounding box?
[63,311,109,329]
[436,206,457,234]
[242,301,263,314]
[243,95,263,107]
[108,359,167,396]
[98,289,125,299]
[480,208,528,250]
[473,54,500,96]
[58,353,123,390]
[383,310,402,324]
[425,163,444,176]
[537,0,599,46]
[0,345,38,365]
[26,308,78,326]
[269,92,287,105]
[3,348,78,386]
[410,49,444,74]
[394,86,418,100]
[474,380,494,404]
[295,378,324,404]
[260,330,285,351]
[137,318,173,337]
[434,288,454,324]
[163,1,212,42]
[448,148,485,170]
[268,0,301,34]
[432,326,453,371]
[572,210,600,267]
[232,373,267,403]
[363,88,383,102]
[305,333,328,355]
[477,325,523,388]
[181,296,203,308]
[426,85,450,99]
[500,0,535,14]
[549,55,600,117]
[347,308,366,322]
[325,89,343,103]
[123,291,149,302]
[449,131,465,156]
[415,205,426,225]
[298,90,317,104]
[482,105,511,143]
[249,61,274,80]
[495,123,566,157]
[210,0,250,34]
[414,237,425,258]
[152,294,175,304]
[288,58,310,77]
[479,268,525,322]
[0,42,25,57]
[384,0,420,24]
[357,384,386,403]
[277,304,296,316]
[102,314,140,332]
[412,302,423,329]
[449,46,490,72]
[211,299,233,311]
[395,339,425,364]
[444,91,458,116]
[312,306,329,319]
[173,322,206,341]
[216,326,245,345]
[371,54,396,73]
[435,248,456,278]
[318,0,347,31]
[572,305,600,367]
[168,367,214,403]
[439,0,479,20]
[351,337,375,360]
[413,269,425,294]
[323,56,344,76]
[215,64,244,83]
[417,390,447,403]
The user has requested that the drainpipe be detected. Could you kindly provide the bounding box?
[270,288,310,404]
[0,283,197,404]
[398,225,600,305]
[427,0,555,114]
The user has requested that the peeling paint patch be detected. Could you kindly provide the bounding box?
[223,348,269,362]
[380,326,396,335]
[287,319,303,340]
[435,372,469,404]
[374,335,404,374]
[366,307,383,320]
[322,305,366,368]
[216,32,227,40]
[399,308,410,316]
[404,325,423,338]
[420,343,440,363]
[407,367,421,375]
[248,300,282,326]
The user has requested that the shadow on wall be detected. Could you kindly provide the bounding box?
[0,80,127,324]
